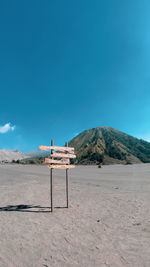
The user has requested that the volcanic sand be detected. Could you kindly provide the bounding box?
[0,164,150,267]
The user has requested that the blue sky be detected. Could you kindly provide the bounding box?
[0,0,150,151]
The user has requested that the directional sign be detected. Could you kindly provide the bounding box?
[50,152,76,159]
[39,145,74,153]
[39,140,76,212]
[48,165,75,169]
[45,158,70,164]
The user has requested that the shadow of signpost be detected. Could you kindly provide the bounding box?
[0,204,67,213]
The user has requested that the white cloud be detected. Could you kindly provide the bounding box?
[0,123,16,134]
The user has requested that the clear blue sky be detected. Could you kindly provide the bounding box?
[0,0,150,151]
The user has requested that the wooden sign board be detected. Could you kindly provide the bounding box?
[39,145,74,153]
[39,140,76,212]
[45,158,70,164]
[50,152,76,159]
[48,165,75,169]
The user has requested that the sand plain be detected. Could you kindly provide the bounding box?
[0,163,150,267]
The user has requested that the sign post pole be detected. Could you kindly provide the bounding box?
[66,142,69,208]
[50,139,54,212]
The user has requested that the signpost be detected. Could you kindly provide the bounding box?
[39,140,76,212]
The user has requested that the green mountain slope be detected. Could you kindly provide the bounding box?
[69,127,150,165]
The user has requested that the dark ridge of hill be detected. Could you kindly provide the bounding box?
[24,150,49,158]
[69,127,150,165]
[15,157,45,165]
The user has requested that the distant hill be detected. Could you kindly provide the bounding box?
[17,151,50,164]
[0,150,49,164]
[69,127,150,165]
[0,150,28,162]
[24,150,49,158]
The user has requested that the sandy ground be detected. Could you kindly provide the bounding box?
[0,164,150,267]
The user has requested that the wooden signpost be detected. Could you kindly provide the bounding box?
[39,140,76,212]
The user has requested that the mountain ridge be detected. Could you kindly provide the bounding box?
[69,127,150,165]
[1,127,150,165]
[0,150,28,162]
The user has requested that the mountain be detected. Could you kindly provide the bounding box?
[0,150,28,162]
[69,127,150,165]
